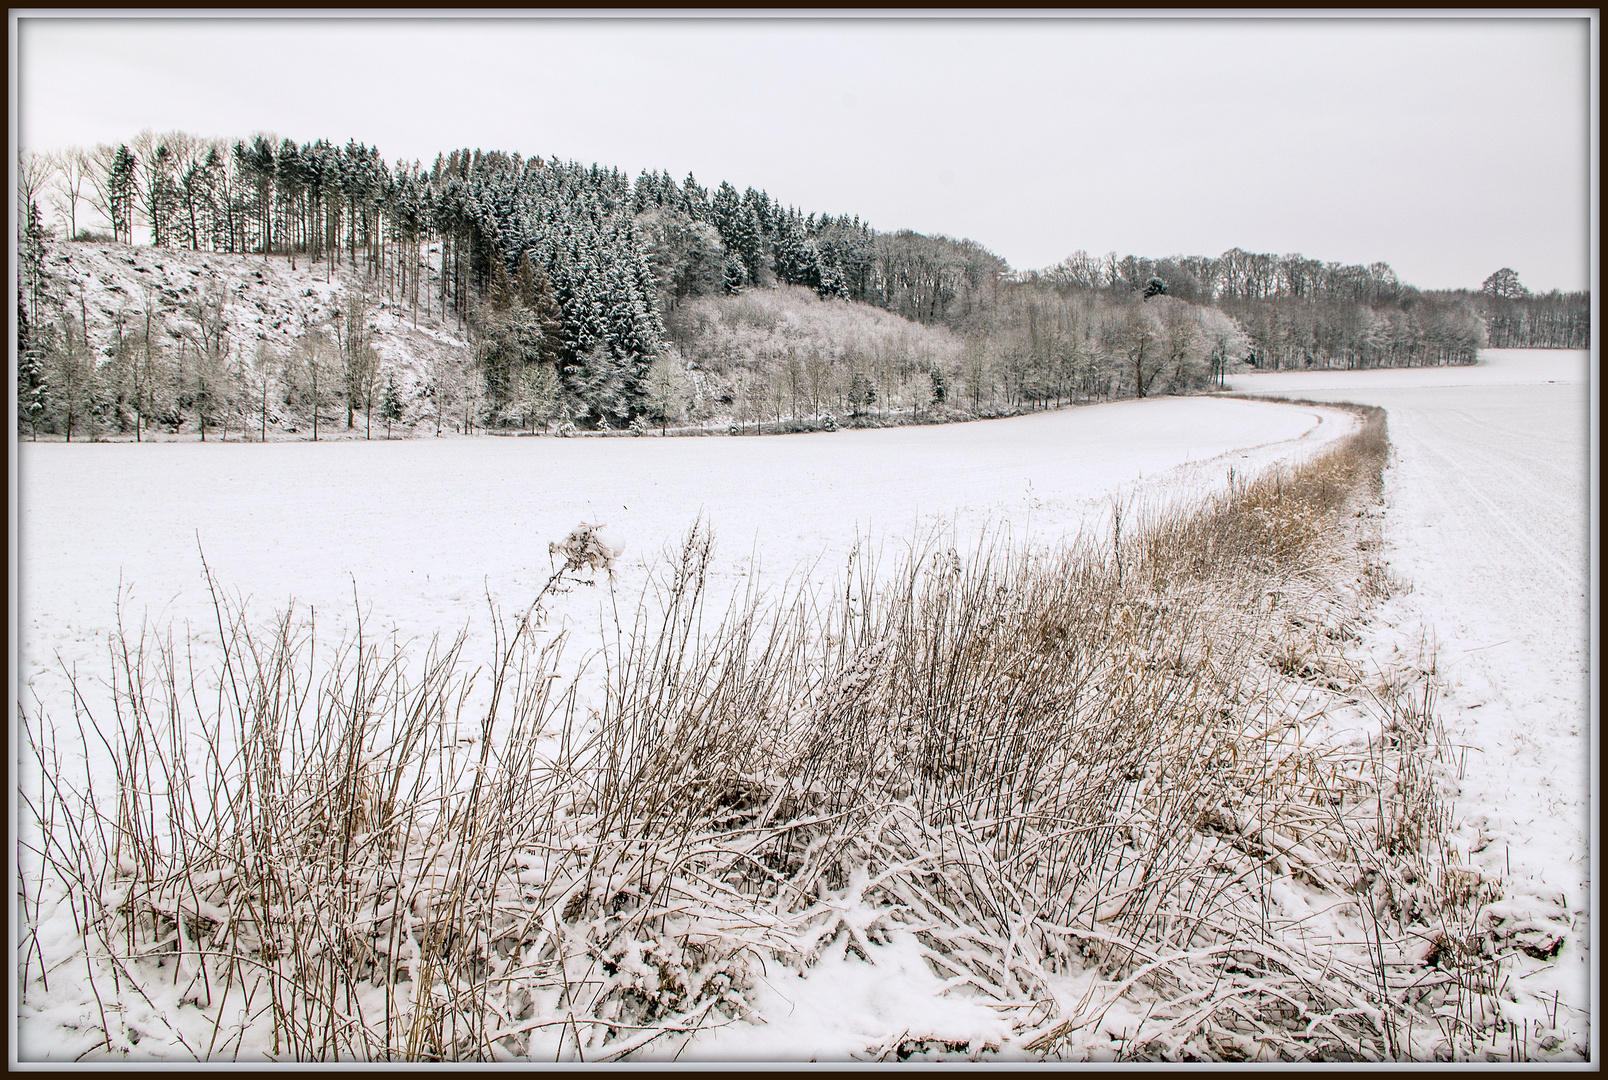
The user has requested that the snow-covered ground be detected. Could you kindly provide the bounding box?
[17,395,1353,713]
[1229,349,1596,1055]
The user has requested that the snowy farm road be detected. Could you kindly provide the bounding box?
[17,394,1354,704]
[1229,349,1595,1033]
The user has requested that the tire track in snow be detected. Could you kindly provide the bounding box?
[1403,410,1579,594]
[1230,351,1592,1044]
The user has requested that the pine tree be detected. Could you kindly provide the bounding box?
[381,368,404,438]
[16,291,47,439]
[108,144,138,245]
[723,252,748,294]
[1481,267,1528,300]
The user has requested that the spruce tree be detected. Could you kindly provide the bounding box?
[108,144,138,245]
[16,291,47,439]
[681,173,708,219]
[381,368,404,437]
[723,252,747,294]
[816,247,846,299]
[711,181,742,246]
[19,200,48,327]
[145,143,182,248]
[519,253,566,368]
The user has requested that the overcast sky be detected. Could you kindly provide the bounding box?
[13,13,1595,292]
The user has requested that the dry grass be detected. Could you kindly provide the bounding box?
[21,404,1519,1061]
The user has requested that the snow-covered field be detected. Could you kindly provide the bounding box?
[1229,348,1596,1055]
[17,395,1353,710]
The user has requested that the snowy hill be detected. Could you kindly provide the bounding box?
[32,240,470,437]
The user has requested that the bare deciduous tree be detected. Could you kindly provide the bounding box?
[1103,303,1164,398]
[50,147,95,240]
[337,290,379,432]
[294,326,337,441]
[46,317,98,442]
[1197,307,1251,389]
[17,150,56,227]
[641,354,687,434]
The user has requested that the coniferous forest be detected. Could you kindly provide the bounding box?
[15,132,1590,440]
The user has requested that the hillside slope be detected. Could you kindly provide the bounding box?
[32,240,469,438]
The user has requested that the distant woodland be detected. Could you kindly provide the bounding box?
[16,133,1590,440]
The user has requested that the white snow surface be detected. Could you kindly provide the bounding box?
[1229,349,1596,1053]
[18,395,1352,711]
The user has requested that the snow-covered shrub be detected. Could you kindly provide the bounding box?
[20,543,788,1061]
[664,284,964,426]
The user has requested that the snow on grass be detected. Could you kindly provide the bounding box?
[1228,348,1594,1059]
[633,930,1023,1063]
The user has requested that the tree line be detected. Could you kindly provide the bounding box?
[16,131,1587,441]
[569,277,1246,439]
[1464,267,1590,350]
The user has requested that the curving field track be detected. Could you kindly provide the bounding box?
[1229,349,1594,1049]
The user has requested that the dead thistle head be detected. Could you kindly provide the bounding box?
[550,522,619,576]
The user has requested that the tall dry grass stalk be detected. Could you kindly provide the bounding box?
[21,405,1509,1060]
